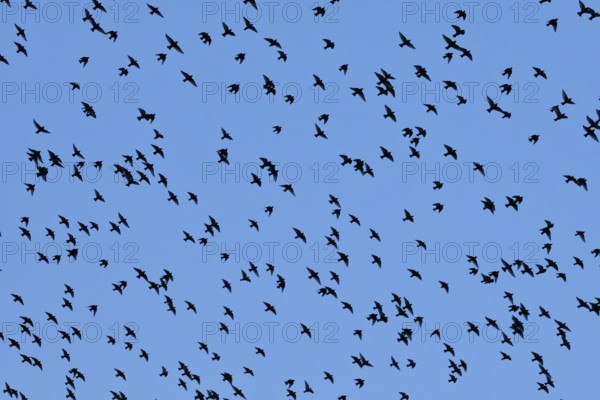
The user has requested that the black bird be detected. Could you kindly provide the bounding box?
[181,71,197,87]
[533,67,547,79]
[403,209,414,222]
[424,104,438,114]
[137,108,156,123]
[280,184,295,196]
[127,55,140,69]
[380,147,394,161]
[551,105,567,121]
[165,34,184,53]
[323,39,335,49]
[243,17,257,32]
[221,22,235,37]
[383,105,396,122]
[482,197,496,214]
[399,32,415,49]
[14,42,27,56]
[313,5,326,16]
[167,191,179,205]
[293,228,307,243]
[443,144,457,160]
[546,18,558,31]
[439,281,450,293]
[93,190,105,202]
[199,32,212,45]
[33,120,50,134]
[414,65,431,81]
[235,53,246,63]
[408,269,422,280]
[351,87,366,101]
[11,294,24,305]
[561,90,575,105]
[15,24,27,41]
[147,3,164,17]
[529,134,540,144]
[314,124,327,139]
[264,37,282,49]
[451,24,465,37]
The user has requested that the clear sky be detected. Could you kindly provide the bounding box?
[1,1,599,399]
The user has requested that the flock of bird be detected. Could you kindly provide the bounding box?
[1,0,599,399]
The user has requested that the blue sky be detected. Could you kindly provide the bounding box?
[1,0,599,399]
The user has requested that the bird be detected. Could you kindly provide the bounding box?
[235,53,246,63]
[546,18,558,31]
[561,90,575,105]
[380,147,394,161]
[165,34,184,53]
[14,42,27,56]
[221,22,235,37]
[293,228,307,243]
[314,124,327,139]
[127,55,140,69]
[414,65,431,81]
[33,120,49,134]
[482,197,496,213]
[351,87,366,101]
[383,105,396,122]
[529,134,540,144]
[451,24,465,37]
[147,3,164,17]
[443,145,457,160]
[264,37,282,48]
[93,190,105,202]
[181,71,197,87]
[243,17,257,32]
[323,39,335,49]
[533,67,547,79]
[156,53,167,64]
[399,32,415,49]
[15,24,27,41]
[439,281,450,293]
